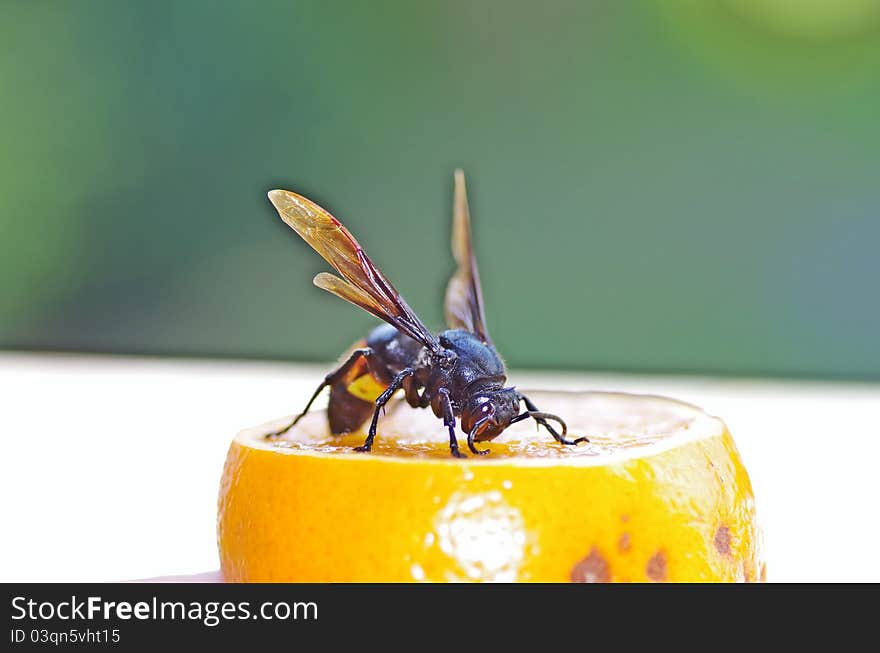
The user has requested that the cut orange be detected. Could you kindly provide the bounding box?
[217,390,763,582]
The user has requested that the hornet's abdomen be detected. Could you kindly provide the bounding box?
[327,325,424,434]
[327,340,385,434]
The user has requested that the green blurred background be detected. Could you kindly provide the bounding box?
[2,0,879,378]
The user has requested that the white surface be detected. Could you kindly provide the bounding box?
[0,352,877,582]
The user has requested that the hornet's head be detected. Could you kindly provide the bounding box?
[461,387,521,442]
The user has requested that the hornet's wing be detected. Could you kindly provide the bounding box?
[444,170,491,344]
[268,189,442,355]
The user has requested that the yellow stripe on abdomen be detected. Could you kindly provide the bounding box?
[346,373,388,402]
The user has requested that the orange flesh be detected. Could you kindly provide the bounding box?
[218,390,764,582]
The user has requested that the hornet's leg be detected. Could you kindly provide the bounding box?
[519,393,589,446]
[355,367,414,452]
[438,387,466,458]
[403,375,431,409]
[265,348,373,439]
